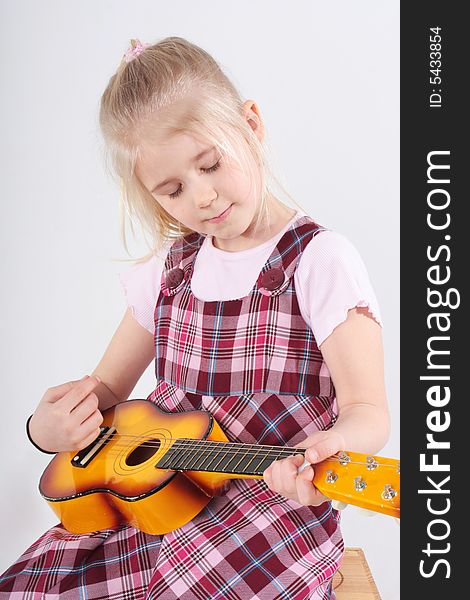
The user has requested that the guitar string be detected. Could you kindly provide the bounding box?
[72,436,399,469]
[100,446,298,463]
[78,442,306,464]
[82,430,398,464]
[75,434,399,467]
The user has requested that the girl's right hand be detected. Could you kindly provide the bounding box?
[28,375,104,453]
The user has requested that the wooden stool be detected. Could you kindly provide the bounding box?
[333,548,381,599]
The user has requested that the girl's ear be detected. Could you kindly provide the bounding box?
[242,99,265,142]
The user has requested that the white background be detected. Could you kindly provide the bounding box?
[0,1,400,598]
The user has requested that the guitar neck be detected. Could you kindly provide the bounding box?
[155,439,401,518]
[155,438,294,476]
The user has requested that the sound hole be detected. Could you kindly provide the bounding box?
[126,439,161,466]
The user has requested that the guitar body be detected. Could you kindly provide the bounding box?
[40,401,237,535]
[40,400,400,535]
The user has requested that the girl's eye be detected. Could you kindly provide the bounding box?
[169,185,183,199]
[168,159,221,200]
[203,159,221,174]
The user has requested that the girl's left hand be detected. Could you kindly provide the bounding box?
[263,430,345,506]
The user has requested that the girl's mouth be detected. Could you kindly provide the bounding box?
[206,204,233,223]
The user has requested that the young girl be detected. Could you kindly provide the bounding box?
[0,37,389,599]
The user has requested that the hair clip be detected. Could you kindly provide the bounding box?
[123,39,151,63]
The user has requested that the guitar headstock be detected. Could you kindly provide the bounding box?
[313,451,400,518]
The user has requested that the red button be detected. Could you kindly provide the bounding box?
[165,267,184,289]
[260,267,284,291]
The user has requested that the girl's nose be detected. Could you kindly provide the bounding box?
[195,186,218,210]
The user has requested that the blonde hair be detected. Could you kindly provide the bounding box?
[99,36,306,263]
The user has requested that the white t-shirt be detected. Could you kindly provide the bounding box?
[118,211,383,347]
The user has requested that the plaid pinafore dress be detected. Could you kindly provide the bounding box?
[0,214,344,599]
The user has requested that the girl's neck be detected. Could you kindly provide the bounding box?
[212,196,297,253]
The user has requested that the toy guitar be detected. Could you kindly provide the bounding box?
[39,399,400,534]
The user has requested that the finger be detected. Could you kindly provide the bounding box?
[274,456,302,497]
[70,393,99,424]
[296,466,329,506]
[268,460,284,493]
[290,454,306,468]
[293,430,327,449]
[61,376,101,413]
[76,410,103,447]
[43,375,91,403]
[295,465,316,505]
[75,414,103,451]
[304,432,344,464]
[265,461,288,494]
[82,409,104,432]
[263,464,274,489]
[75,431,100,452]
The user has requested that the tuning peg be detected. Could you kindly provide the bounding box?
[325,469,338,484]
[382,484,398,500]
[338,451,350,465]
[354,476,367,492]
[366,456,378,470]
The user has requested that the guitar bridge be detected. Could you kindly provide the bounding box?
[71,426,116,468]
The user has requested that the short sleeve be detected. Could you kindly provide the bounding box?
[295,230,383,347]
[117,251,167,334]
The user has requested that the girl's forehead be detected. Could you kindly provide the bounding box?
[135,130,215,183]
[138,130,210,162]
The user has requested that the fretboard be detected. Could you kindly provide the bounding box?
[155,439,299,476]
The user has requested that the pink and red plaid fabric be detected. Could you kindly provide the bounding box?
[0,215,344,599]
